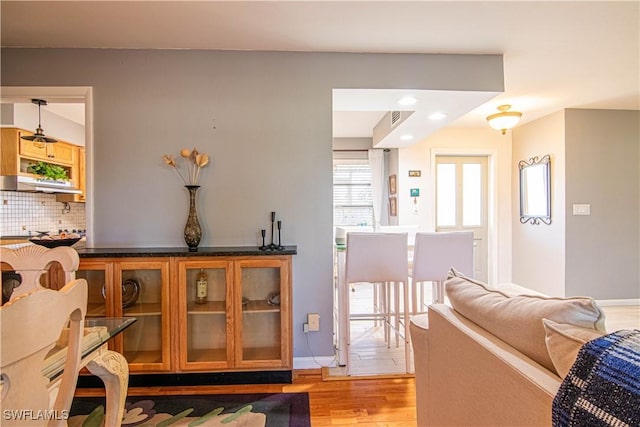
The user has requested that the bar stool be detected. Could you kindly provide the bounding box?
[411,231,474,310]
[344,232,411,374]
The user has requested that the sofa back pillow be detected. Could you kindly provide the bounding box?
[445,269,606,375]
[542,318,605,378]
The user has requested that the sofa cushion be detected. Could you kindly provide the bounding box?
[445,269,606,374]
[543,318,604,378]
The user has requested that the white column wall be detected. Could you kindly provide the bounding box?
[511,111,566,296]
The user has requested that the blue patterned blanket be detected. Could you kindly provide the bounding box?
[552,329,640,427]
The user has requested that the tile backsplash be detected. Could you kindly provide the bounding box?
[0,191,86,236]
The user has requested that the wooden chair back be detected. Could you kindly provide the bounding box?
[1,246,79,301]
[0,279,87,426]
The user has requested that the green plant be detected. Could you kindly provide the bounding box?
[27,161,69,181]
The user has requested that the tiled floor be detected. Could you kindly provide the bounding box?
[328,283,640,378]
[328,282,431,377]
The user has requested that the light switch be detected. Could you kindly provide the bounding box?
[573,204,591,215]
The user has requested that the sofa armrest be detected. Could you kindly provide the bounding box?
[413,304,561,427]
[410,313,430,426]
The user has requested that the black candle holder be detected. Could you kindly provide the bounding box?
[259,211,284,251]
[276,220,284,250]
[268,211,277,250]
[259,229,267,250]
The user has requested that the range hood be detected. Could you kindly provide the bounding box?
[1,175,82,194]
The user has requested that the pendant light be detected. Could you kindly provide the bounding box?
[486,104,522,135]
[20,99,57,143]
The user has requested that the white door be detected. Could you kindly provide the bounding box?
[435,156,488,282]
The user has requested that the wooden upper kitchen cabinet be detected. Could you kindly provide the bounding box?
[57,146,86,203]
[1,127,86,202]
[0,128,75,167]
[0,128,29,176]
[19,137,75,166]
[1,127,76,171]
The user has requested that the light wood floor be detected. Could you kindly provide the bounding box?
[75,370,417,426]
[601,304,640,331]
[74,293,638,426]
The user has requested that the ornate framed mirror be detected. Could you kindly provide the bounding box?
[519,154,551,224]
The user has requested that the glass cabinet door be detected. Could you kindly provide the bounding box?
[235,258,291,368]
[178,260,232,370]
[77,260,112,319]
[114,259,170,372]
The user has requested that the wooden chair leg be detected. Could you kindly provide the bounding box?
[86,350,130,427]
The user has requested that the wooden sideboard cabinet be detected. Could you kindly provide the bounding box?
[177,256,292,372]
[177,258,234,371]
[76,247,295,380]
[77,257,172,373]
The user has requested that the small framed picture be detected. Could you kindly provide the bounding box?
[409,170,421,177]
[389,197,398,216]
[388,174,397,195]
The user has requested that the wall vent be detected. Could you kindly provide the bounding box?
[391,111,401,127]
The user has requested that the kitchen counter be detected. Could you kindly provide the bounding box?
[1,237,86,250]
[0,236,31,246]
[76,246,297,258]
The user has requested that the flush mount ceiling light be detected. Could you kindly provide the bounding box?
[428,112,447,121]
[20,99,57,143]
[397,96,417,106]
[486,104,522,135]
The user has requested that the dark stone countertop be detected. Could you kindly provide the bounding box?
[76,245,297,258]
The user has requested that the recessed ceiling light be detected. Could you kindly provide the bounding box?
[428,112,447,120]
[398,96,417,106]
[400,134,414,141]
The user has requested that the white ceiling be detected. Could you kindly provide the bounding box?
[2,1,638,143]
[45,104,85,126]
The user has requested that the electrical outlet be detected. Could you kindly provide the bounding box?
[307,313,320,332]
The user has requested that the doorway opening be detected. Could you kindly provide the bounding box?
[0,86,93,245]
[435,155,488,282]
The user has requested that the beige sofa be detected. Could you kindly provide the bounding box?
[410,271,606,427]
[411,305,561,426]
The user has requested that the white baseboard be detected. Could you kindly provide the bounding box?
[293,356,337,370]
[595,298,640,306]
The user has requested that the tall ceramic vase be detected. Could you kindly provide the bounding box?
[184,185,202,251]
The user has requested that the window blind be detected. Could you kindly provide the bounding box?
[333,162,373,226]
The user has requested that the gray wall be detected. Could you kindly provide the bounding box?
[565,109,640,299]
[513,108,640,300]
[1,48,503,357]
[1,103,14,124]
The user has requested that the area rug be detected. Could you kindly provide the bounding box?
[68,393,311,427]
